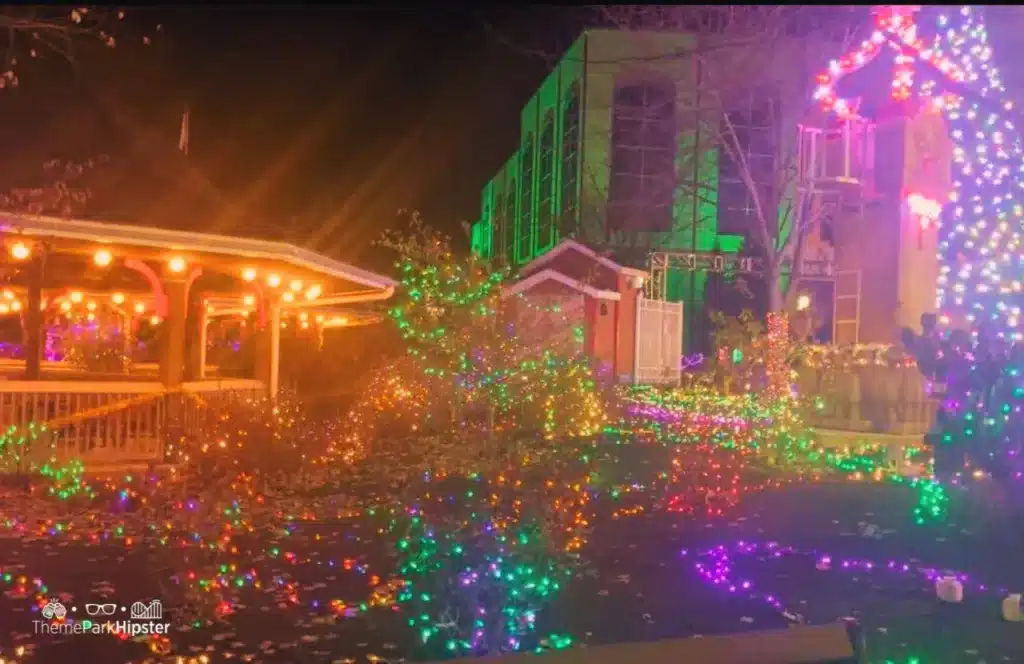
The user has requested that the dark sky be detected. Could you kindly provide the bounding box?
[169,8,579,252]
[0,7,585,270]
[3,6,1023,272]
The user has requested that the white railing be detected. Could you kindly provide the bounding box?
[635,297,684,385]
[798,118,876,192]
[0,379,264,468]
[0,358,222,376]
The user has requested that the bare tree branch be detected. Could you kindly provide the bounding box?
[0,157,107,217]
[596,7,861,311]
[0,6,157,88]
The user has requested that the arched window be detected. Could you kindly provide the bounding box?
[608,80,676,232]
[518,135,535,262]
[480,203,491,257]
[536,112,556,252]
[494,193,505,261]
[504,180,517,264]
[561,84,581,234]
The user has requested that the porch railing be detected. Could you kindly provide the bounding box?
[0,357,223,377]
[796,363,937,435]
[0,379,265,468]
[808,394,938,435]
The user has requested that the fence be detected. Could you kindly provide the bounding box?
[635,297,684,385]
[0,379,265,469]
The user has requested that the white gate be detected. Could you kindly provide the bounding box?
[635,297,684,385]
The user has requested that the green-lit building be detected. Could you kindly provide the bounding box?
[470,28,835,350]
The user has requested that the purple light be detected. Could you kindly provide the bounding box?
[691,540,1011,622]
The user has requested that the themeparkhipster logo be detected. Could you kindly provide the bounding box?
[36,598,171,637]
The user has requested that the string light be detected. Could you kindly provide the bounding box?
[93,249,113,266]
[689,539,1004,630]
[925,7,1024,336]
[9,241,30,260]
[813,6,963,120]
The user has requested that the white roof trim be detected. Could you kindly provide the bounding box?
[0,213,397,290]
[503,268,621,301]
[521,238,648,279]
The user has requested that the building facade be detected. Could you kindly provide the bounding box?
[470,28,943,351]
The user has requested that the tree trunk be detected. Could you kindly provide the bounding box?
[765,263,784,313]
[764,311,791,403]
[451,380,463,427]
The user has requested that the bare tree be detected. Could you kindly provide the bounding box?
[585,6,860,312]
[0,6,156,89]
[0,158,105,217]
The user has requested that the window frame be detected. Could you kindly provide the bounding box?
[536,111,556,254]
[608,80,677,233]
[561,84,581,233]
[518,134,536,263]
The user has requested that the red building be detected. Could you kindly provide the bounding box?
[502,239,680,384]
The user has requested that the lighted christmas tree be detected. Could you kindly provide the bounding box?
[900,6,1024,487]
[364,215,606,448]
[928,7,1024,334]
[380,216,508,386]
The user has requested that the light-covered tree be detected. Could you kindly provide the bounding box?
[348,214,607,456]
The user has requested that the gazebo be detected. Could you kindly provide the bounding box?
[0,212,395,468]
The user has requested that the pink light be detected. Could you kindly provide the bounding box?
[906,192,944,227]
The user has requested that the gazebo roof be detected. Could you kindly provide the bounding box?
[0,212,397,291]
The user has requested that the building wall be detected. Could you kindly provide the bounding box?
[828,110,943,344]
[471,182,493,258]
[832,197,901,344]
[575,30,709,257]
[897,109,945,334]
[472,28,932,350]
[584,296,618,376]
[506,282,585,358]
[475,39,585,267]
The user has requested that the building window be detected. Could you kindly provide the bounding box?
[481,204,490,257]
[494,193,505,261]
[504,179,517,264]
[608,80,676,232]
[537,111,556,252]
[519,135,535,262]
[718,93,777,238]
[561,84,581,233]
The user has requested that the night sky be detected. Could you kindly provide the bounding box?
[2,6,1024,273]
[0,7,586,270]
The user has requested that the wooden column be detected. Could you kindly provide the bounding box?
[268,303,281,400]
[197,312,209,380]
[252,301,270,384]
[185,291,207,381]
[160,278,188,387]
[252,323,270,384]
[23,256,44,380]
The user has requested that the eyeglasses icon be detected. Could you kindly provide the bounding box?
[85,603,117,616]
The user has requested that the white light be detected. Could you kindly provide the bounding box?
[93,249,113,267]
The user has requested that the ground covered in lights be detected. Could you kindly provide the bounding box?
[2,457,1023,664]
